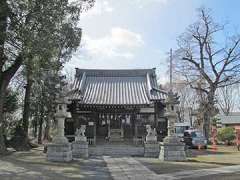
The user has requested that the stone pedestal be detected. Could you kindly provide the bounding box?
[146,135,157,142]
[47,143,72,162]
[72,141,88,158]
[144,142,159,158]
[159,136,186,161]
[75,135,87,142]
[47,131,73,162]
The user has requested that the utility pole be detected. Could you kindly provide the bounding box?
[159,48,187,161]
[169,48,173,92]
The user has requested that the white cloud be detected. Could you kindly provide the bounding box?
[80,27,144,59]
[111,27,144,48]
[64,27,144,70]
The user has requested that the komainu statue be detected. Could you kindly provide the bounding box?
[146,125,157,142]
[75,125,87,142]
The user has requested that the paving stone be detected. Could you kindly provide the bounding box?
[103,156,159,180]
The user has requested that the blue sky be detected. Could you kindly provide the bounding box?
[65,0,240,84]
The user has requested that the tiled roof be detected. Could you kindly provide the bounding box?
[69,68,167,105]
[217,114,240,125]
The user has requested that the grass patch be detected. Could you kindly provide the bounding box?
[188,145,240,165]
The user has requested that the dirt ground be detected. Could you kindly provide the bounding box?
[0,145,239,180]
[0,148,111,180]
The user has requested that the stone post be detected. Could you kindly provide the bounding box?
[47,97,72,162]
[159,92,186,161]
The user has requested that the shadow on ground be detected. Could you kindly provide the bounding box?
[0,149,112,180]
[138,157,222,175]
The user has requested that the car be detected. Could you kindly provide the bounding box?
[183,130,207,149]
[175,122,191,137]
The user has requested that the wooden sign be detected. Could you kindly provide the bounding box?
[88,121,94,126]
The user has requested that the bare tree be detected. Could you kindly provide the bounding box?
[175,81,197,122]
[163,80,198,125]
[174,7,240,139]
[216,85,236,115]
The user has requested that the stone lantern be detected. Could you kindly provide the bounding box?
[159,91,186,161]
[52,97,69,143]
[165,91,179,139]
[47,95,72,162]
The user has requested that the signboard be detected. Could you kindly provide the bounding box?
[88,121,94,126]
[140,108,154,113]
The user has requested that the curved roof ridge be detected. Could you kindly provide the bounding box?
[75,68,156,71]
[75,68,156,77]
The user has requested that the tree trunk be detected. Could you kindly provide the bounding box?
[202,88,216,141]
[0,0,8,154]
[38,104,44,144]
[203,111,210,141]
[33,119,38,138]
[38,117,43,144]
[0,87,7,154]
[0,76,11,153]
[22,71,33,137]
[43,115,51,141]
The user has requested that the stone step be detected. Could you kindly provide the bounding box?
[110,129,121,133]
[89,146,144,156]
[109,138,123,142]
[110,131,121,136]
[110,134,122,137]
[109,129,123,142]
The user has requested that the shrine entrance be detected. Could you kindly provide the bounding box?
[96,113,135,142]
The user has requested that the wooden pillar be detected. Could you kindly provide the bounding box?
[134,119,138,138]
[154,102,157,128]
[132,113,136,137]
[93,112,97,145]
[108,114,110,138]
[121,119,124,138]
[72,113,79,133]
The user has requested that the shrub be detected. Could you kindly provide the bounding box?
[217,127,235,145]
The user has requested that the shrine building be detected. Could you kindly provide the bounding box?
[66,68,168,144]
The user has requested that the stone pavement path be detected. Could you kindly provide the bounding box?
[103,156,159,180]
[103,156,240,180]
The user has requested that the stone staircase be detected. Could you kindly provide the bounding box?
[109,129,123,142]
[89,144,144,156]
